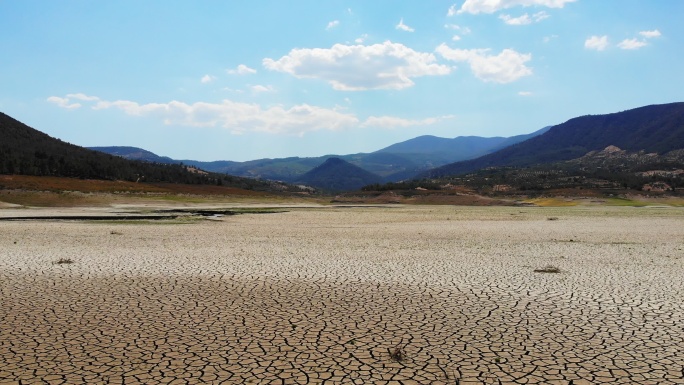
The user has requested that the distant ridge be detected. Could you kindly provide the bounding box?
[376,126,550,157]
[89,146,177,164]
[296,157,383,191]
[422,102,684,178]
[91,128,550,182]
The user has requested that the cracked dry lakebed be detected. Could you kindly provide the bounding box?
[1,205,683,384]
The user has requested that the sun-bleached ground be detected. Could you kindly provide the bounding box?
[1,205,683,384]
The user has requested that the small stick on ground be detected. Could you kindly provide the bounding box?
[534,265,561,273]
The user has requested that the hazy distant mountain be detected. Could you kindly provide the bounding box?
[90,128,549,182]
[422,102,684,178]
[375,127,550,158]
[295,157,384,191]
[89,146,178,164]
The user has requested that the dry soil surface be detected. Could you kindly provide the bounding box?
[1,205,683,384]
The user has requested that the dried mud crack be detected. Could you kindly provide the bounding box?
[1,206,683,384]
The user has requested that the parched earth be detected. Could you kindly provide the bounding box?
[1,205,683,384]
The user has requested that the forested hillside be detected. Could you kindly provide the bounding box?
[423,103,684,178]
[0,112,275,190]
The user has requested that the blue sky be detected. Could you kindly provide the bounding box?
[1,1,682,161]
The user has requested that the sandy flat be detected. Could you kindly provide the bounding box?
[1,205,683,384]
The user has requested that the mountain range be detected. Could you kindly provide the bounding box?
[2,102,684,194]
[422,102,684,178]
[90,126,550,184]
[0,112,284,192]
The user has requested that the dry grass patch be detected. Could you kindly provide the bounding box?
[524,198,578,207]
[389,344,407,362]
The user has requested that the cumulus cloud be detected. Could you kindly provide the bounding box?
[585,35,609,51]
[447,4,459,16]
[263,41,451,91]
[227,64,257,75]
[49,94,358,135]
[326,20,340,30]
[47,96,82,109]
[47,93,448,134]
[201,74,215,84]
[361,115,453,129]
[499,11,549,25]
[639,29,661,39]
[618,38,647,50]
[457,0,576,14]
[354,34,368,44]
[452,35,462,41]
[612,30,660,50]
[436,44,532,83]
[499,13,531,25]
[395,18,415,32]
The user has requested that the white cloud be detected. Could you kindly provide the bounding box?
[355,34,368,44]
[585,35,609,51]
[395,18,414,32]
[499,13,532,25]
[47,96,81,109]
[326,20,340,30]
[639,29,661,39]
[47,93,448,135]
[533,11,550,21]
[452,35,462,41]
[447,4,459,16]
[458,0,576,14]
[445,24,472,35]
[518,91,532,96]
[51,94,358,135]
[436,44,532,83]
[263,41,451,91]
[227,64,257,75]
[201,74,215,84]
[618,38,647,50]
[499,11,549,25]
[250,84,275,93]
[361,115,453,129]
[66,93,100,101]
